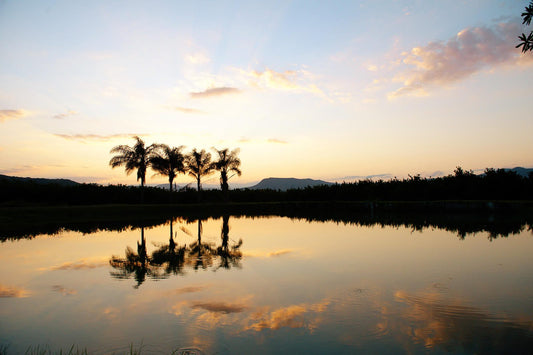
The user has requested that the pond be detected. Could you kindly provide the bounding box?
[1,214,533,354]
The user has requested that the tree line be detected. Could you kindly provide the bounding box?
[109,136,241,201]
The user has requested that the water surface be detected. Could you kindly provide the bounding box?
[1,215,532,354]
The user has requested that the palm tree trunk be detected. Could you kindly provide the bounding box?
[197,177,202,202]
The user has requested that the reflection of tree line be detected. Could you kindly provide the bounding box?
[2,204,533,241]
[109,216,242,288]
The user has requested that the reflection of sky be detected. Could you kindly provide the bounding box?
[0,217,533,353]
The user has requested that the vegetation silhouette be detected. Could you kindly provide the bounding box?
[185,219,215,270]
[212,148,242,202]
[150,144,186,194]
[109,136,157,202]
[517,0,533,53]
[186,149,214,202]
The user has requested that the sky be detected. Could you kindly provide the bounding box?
[1,0,532,187]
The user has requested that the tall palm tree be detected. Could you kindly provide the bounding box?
[151,144,186,193]
[109,136,156,201]
[186,149,214,201]
[212,147,242,201]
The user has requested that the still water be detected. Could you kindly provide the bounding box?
[1,215,532,354]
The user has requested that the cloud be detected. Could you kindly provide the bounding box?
[54,133,148,142]
[190,87,241,98]
[53,110,78,119]
[191,301,248,314]
[0,284,30,298]
[267,138,288,144]
[185,52,210,65]
[171,106,206,114]
[0,109,29,122]
[245,68,324,96]
[389,21,532,98]
[51,285,77,296]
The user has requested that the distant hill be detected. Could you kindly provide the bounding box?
[248,177,333,191]
[0,174,79,186]
[507,167,533,177]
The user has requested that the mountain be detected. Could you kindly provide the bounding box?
[507,167,533,177]
[248,177,333,191]
[0,174,79,186]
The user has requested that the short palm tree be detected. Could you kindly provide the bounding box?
[109,136,157,202]
[212,147,242,201]
[151,144,186,192]
[186,149,214,201]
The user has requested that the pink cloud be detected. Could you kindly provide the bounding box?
[389,21,532,98]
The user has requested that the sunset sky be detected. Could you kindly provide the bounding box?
[1,0,532,187]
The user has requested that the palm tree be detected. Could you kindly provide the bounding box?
[151,144,186,193]
[212,147,242,201]
[186,149,214,201]
[109,136,156,202]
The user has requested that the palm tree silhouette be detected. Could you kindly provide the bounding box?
[109,136,156,202]
[212,148,242,201]
[186,149,214,201]
[151,144,187,193]
[186,219,214,270]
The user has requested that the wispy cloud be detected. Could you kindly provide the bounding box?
[0,109,29,122]
[389,21,532,98]
[268,249,292,257]
[171,106,206,114]
[54,133,148,142]
[185,52,210,65]
[53,110,78,119]
[190,87,241,98]
[267,138,288,144]
[0,284,30,298]
[245,68,324,96]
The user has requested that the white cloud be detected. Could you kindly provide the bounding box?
[53,110,78,119]
[190,87,241,98]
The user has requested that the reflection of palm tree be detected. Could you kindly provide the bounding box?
[186,149,214,201]
[150,144,186,193]
[109,227,166,288]
[212,148,242,201]
[215,215,243,270]
[109,136,157,202]
[151,219,187,275]
[186,220,214,270]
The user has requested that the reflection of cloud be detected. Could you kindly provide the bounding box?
[0,284,30,298]
[268,249,292,257]
[49,259,108,270]
[245,299,330,332]
[51,285,77,296]
[0,109,29,122]
[171,106,205,114]
[53,110,78,119]
[389,21,532,98]
[191,301,247,314]
[54,133,148,142]
[170,285,208,295]
[245,249,294,258]
[377,289,533,353]
[190,87,241,98]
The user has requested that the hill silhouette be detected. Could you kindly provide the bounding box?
[249,177,333,191]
